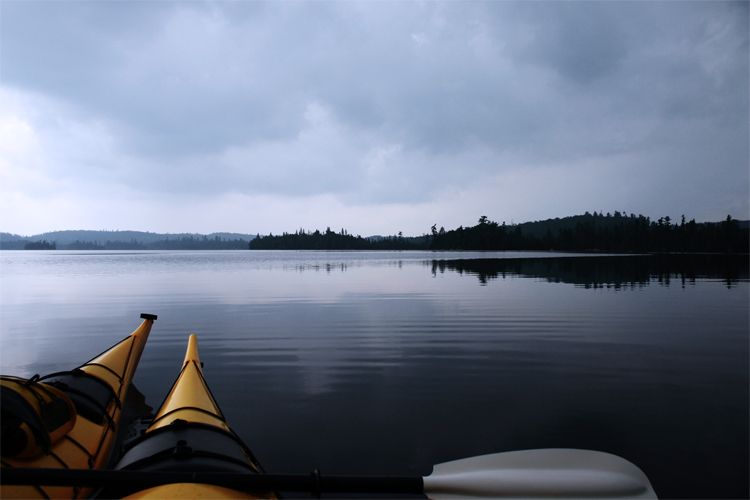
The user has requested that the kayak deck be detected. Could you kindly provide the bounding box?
[147,334,231,433]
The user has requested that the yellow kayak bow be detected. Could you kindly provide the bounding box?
[110,334,267,499]
[1,313,156,499]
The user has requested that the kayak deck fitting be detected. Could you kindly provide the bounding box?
[0,313,157,499]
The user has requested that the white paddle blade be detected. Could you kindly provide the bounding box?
[423,448,657,499]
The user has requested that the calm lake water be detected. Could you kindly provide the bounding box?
[0,250,747,498]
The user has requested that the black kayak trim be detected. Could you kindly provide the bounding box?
[0,467,425,496]
[115,422,259,473]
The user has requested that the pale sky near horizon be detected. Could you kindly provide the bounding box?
[0,1,747,236]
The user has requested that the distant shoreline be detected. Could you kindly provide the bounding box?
[3,212,748,253]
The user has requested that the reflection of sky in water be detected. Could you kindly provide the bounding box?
[0,250,747,498]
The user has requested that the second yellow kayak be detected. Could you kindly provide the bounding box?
[109,334,268,498]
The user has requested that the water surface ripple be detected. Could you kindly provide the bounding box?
[0,251,747,498]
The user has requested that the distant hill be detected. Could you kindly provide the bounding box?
[429,213,749,253]
[516,215,749,239]
[28,230,256,245]
[252,213,749,252]
[0,232,25,242]
[0,230,255,250]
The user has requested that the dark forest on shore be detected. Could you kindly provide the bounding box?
[250,212,749,253]
[4,212,748,252]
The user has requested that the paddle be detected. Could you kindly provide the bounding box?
[1,448,657,498]
[424,448,656,499]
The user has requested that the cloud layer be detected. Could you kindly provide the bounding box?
[1,1,747,234]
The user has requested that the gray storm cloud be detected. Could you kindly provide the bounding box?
[0,1,747,233]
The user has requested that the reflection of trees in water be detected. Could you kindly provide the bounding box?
[430,255,749,288]
[293,262,350,273]
[291,260,406,273]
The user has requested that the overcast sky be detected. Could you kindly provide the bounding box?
[0,1,747,236]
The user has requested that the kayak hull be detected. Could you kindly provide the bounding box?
[125,483,257,499]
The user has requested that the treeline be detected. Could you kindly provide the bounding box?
[23,240,56,250]
[249,212,748,253]
[430,213,748,252]
[65,236,250,250]
[145,236,250,250]
[2,236,251,250]
[5,212,748,252]
[0,230,255,250]
[249,228,429,250]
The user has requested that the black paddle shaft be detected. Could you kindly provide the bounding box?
[1,468,425,495]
